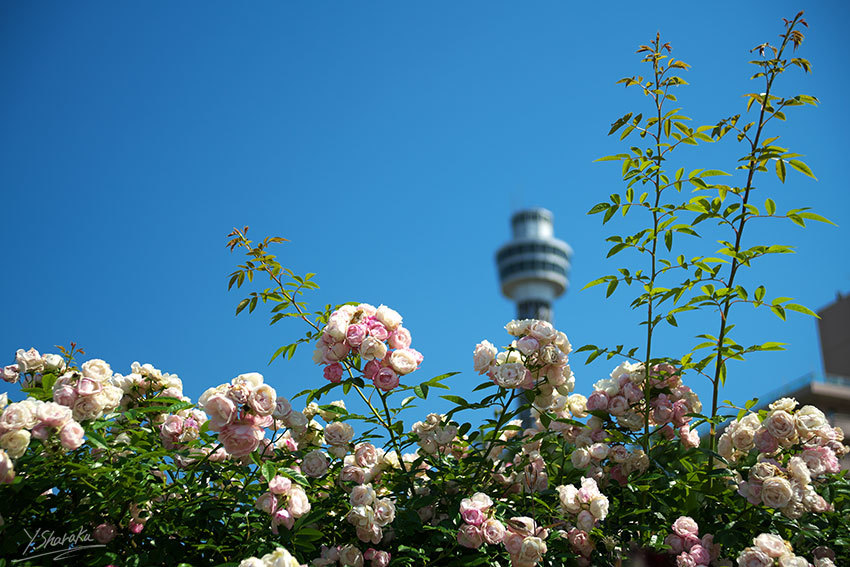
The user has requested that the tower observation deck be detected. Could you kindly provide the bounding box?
[496,208,572,323]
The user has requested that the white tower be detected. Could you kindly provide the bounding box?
[496,208,572,324]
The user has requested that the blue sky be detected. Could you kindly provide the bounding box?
[1,2,848,425]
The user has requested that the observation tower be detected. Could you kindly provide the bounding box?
[496,208,572,324]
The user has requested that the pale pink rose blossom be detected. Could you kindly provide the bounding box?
[672,516,699,537]
[219,423,262,457]
[481,518,506,544]
[457,524,484,549]
[269,475,292,495]
[388,327,412,349]
[59,421,85,450]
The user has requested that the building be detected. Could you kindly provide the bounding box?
[495,208,572,323]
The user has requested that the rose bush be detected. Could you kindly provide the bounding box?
[1,11,848,567]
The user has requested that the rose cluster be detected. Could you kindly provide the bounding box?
[200,372,278,457]
[112,361,186,410]
[554,477,609,564]
[663,516,721,567]
[346,483,396,544]
[736,533,834,567]
[3,347,67,385]
[339,442,398,486]
[720,398,847,518]
[586,362,701,446]
[254,474,312,534]
[314,304,422,392]
[0,396,86,459]
[410,413,458,455]
[50,359,124,422]
[239,546,305,567]
[159,407,208,450]
[456,492,506,548]
[473,319,574,397]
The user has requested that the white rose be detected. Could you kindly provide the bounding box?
[73,396,105,421]
[375,305,402,330]
[249,384,277,416]
[787,456,811,486]
[473,341,497,374]
[778,556,810,567]
[555,331,572,354]
[232,372,264,390]
[324,421,354,446]
[505,319,531,337]
[737,547,773,567]
[260,547,301,567]
[493,363,527,389]
[753,533,789,558]
[517,536,547,564]
[764,410,796,439]
[359,337,387,361]
[795,405,827,437]
[0,429,31,458]
[0,402,37,430]
[0,393,6,411]
[373,497,396,526]
[42,354,66,374]
[16,348,43,374]
[389,349,418,375]
[97,385,124,412]
[338,544,364,567]
[589,494,609,520]
[528,320,557,342]
[769,397,798,413]
[761,477,793,509]
[81,359,112,382]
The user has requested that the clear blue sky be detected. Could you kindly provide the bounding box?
[1,2,848,423]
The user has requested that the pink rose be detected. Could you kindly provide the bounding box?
[204,394,237,430]
[355,443,379,467]
[388,327,412,350]
[688,544,710,566]
[481,518,505,544]
[324,363,344,384]
[676,552,696,567]
[255,491,278,515]
[371,550,391,567]
[219,423,262,457]
[607,395,629,416]
[93,523,116,544]
[461,507,485,526]
[269,475,292,495]
[128,521,144,534]
[672,400,690,427]
[271,508,294,534]
[672,516,699,537]
[373,367,399,391]
[52,385,77,407]
[364,360,382,380]
[59,420,85,450]
[753,428,778,453]
[457,524,483,549]
[346,324,368,347]
[665,534,684,555]
[586,391,609,412]
[368,321,389,341]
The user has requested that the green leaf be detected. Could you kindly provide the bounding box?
[261,461,276,482]
[235,298,250,315]
[785,303,819,317]
[764,198,776,215]
[775,159,786,183]
[788,159,816,179]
